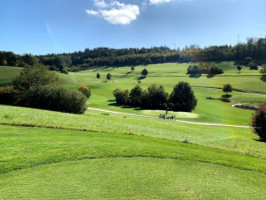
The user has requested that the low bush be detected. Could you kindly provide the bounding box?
[113,88,129,105]
[78,84,91,98]
[251,105,266,142]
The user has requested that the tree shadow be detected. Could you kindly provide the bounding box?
[221,94,232,98]
[207,74,215,78]
[126,71,132,75]
[137,76,146,81]
[108,102,143,110]
[253,138,266,143]
[189,73,202,78]
[260,76,266,82]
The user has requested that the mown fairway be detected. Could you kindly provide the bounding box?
[0,62,265,199]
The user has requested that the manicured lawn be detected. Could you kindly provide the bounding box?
[0,125,265,199]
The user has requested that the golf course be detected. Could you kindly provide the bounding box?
[0,61,265,199]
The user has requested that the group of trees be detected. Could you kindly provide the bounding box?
[113,82,197,112]
[0,65,89,113]
[187,62,224,75]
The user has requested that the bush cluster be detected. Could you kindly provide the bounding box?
[187,62,224,75]
[0,65,89,114]
[113,82,197,112]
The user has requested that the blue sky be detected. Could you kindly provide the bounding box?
[0,0,265,55]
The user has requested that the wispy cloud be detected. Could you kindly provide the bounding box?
[86,10,99,16]
[86,0,140,25]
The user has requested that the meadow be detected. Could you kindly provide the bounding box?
[0,62,265,199]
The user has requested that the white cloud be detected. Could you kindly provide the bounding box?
[86,1,140,25]
[94,0,108,8]
[86,10,99,16]
[149,0,172,4]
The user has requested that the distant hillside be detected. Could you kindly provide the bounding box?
[1,37,266,72]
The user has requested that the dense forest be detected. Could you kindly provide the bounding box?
[1,37,266,72]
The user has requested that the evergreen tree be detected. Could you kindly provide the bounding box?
[168,82,197,112]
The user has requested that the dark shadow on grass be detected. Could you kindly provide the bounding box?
[108,103,143,110]
[253,138,266,143]
[137,76,146,81]
[189,73,202,78]
[126,71,132,75]
[221,94,232,98]
[108,100,116,102]
[260,75,266,82]
[207,74,215,78]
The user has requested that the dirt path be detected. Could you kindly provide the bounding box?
[87,108,250,129]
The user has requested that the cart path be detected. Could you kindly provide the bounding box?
[87,107,250,129]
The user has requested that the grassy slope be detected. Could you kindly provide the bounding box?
[0,125,265,199]
[1,105,265,159]
[0,66,22,86]
[57,62,266,125]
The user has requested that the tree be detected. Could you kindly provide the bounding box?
[113,88,129,105]
[13,65,59,91]
[260,65,266,75]
[96,73,101,78]
[237,65,242,73]
[131,66,135,71]
[141,68,148,76]
[145,84,168,109]
[168,82,197,112]
[78,84,91,98]
[244,57,252,66]
[129,85,144,107]
[222,84,233,95]
[107,73,111,80]
[248,60,258,70]
[251,105,266,142]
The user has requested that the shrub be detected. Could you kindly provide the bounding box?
[96,73,101,78]
[129,85,144,107]
[107,73,111,80]
[222,84,233,94]
[141,68,148,76]
[61,68,68,74]
[251,105,266,142]
[78,84,91,98]
[17,86,87,114]
[13,64,59,91]
[0,86,19,105]
[113,88,129,105]
[249,61,258,70]
[168,82,197,112]
[131,66,135,71]
[260,65,266,75]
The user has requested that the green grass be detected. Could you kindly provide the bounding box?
[1,105,265,159]
[0,66,22,86]
[0,125,265,199]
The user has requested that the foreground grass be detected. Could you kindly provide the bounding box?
[1,157,266,200]
[1,105,265,159]
[0,125,266,199]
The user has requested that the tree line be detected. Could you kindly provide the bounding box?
[1,37,266,72]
